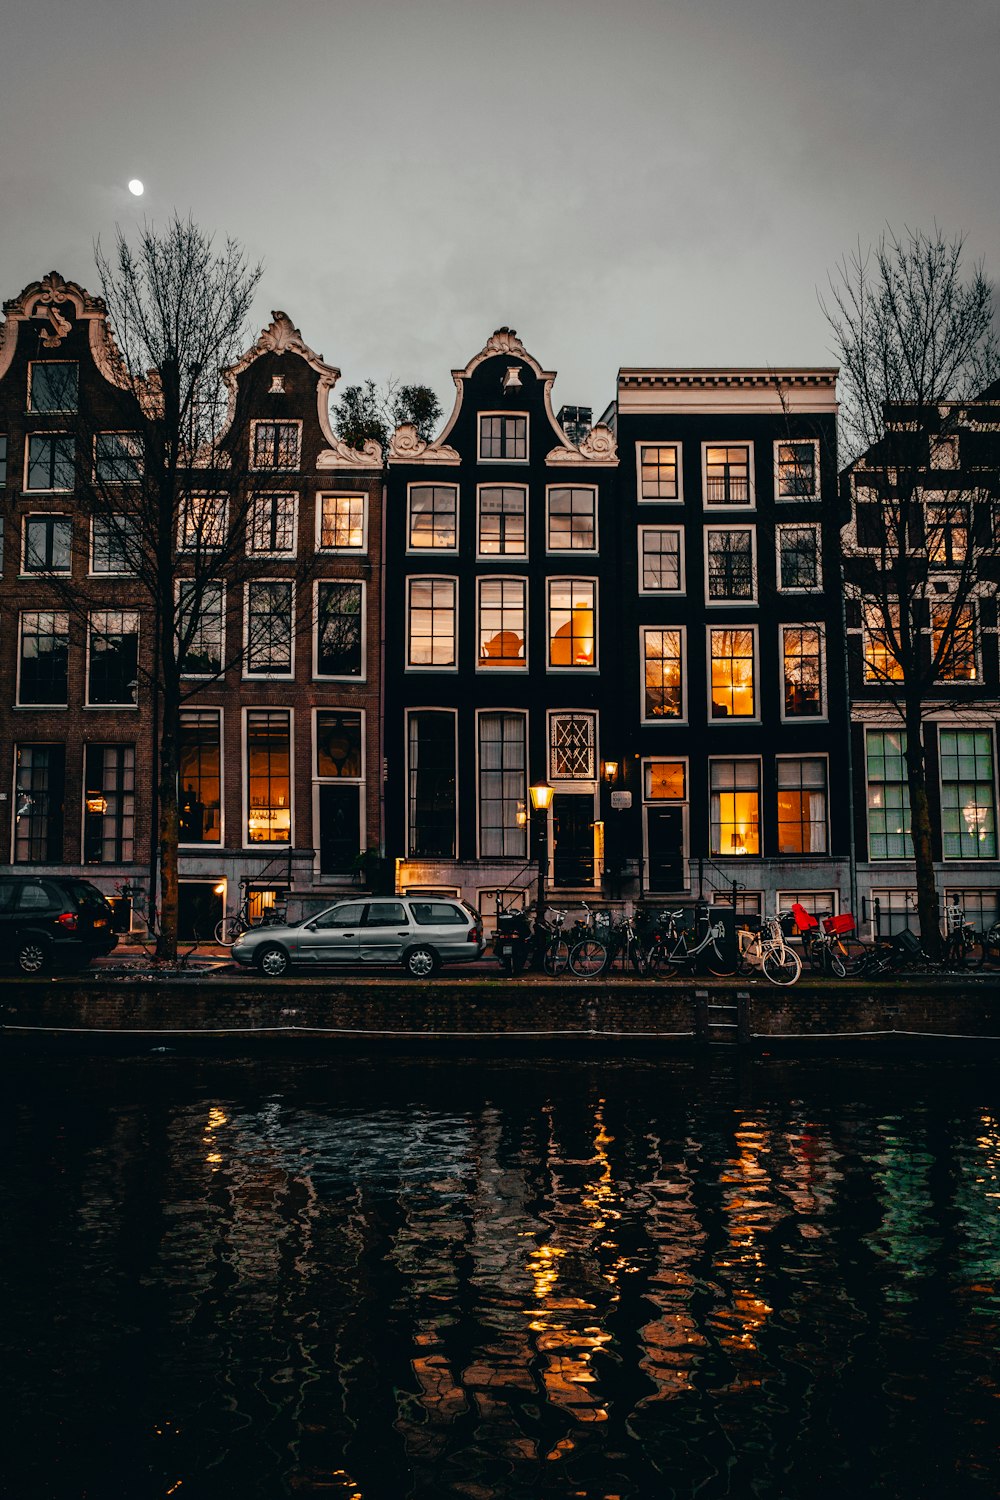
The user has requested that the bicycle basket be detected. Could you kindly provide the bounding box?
[791,902,819,933]
[897,927,922,955]
[822,913,856,936]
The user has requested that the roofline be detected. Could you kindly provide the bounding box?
[619,367,838,386]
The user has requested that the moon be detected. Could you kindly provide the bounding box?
[128,179,144,197]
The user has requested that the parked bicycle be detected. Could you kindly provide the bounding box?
[215,886,289,947]
[737,912,802,985]
[790,903,868,976]
[646,908,739,978]
[567,903,611,977]
[942,902,985,969]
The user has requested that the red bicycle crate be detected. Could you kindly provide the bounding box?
[823,913,856,935]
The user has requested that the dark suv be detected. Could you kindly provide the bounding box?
[0,876,118,975]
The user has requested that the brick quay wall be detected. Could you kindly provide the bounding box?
[1,974,999,1049]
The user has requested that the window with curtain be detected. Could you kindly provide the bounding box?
[776,758,828,854]
[478,712,527,858]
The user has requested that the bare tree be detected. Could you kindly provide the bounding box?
[823,226,1000,952]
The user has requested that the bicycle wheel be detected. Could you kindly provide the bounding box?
[569,939,608,977]
[543,940,570,976]
[833,937,868,976]
[706,942,739,978]
[215,916,242,947]
[761,945,801,986]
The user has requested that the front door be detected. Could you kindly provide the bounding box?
[646,807,685,890]
[552,794,594,888]
[178,882,223,942]
[319,784,361,876]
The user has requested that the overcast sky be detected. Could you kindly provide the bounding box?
[2,0,997,416]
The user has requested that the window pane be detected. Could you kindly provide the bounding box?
[779,526,820,589]
[83,745,135,864]
[478,578,525,667]
[480,415,527,460]
[408,578,456,666]
[92,515,138,574]
[639,445,679,500]
[14,744,66,862]
[179,582,223,675]
[180,494,227,549]
[550,715,596,779]
[30,363,78,413]
[547,487,596,550]
[479,486,527,555]
[710,761,760,855]
[247,581,293,674]
[246,710,291,842]
[645,762,686,799]
[707,529,754,599]
[252,422,299,469]
[248,493,296,554]
[548,580,595,667]
[705,445,750,504]
[19,611,69,705]
[643,629,683,719]
[316,711,363,779]
[409,486,457,549]
[782,626,823,717]
[24,515,72,572]
[27,434,75,490]
[317,583,363,676]
[478,713,527,857]
[95,432,143,483]
[179,712,221,844]
[777,442,816,497]
[776,758,828,854]
[866,730,912,859]
[320,493,365,549]
[710,629,756,718]
[408,711,456,857]
[940,728,996,859]
[88,610,139,705]
[641,529,681,591]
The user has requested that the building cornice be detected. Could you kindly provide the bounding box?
[617,367,838,416]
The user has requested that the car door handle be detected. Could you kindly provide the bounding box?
[397,930,409,935]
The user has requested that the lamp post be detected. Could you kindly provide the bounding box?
[529,779,554,931]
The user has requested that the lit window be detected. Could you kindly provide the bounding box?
[933,605,977,681]
[642,629,684,720]
[178,581,224,676]
[316,582,363,677]
[775,441,817,498]
[316,710,363,779]
[940,729,996,860]
[92,515,138,574]
[246,709,291,842]
[319,493,365,550]
[27,434,75,491]
[478,578,526,668]
[705,445,751,505]
[478,486,527,555]
[548,580,596,668]
[88,610,139,706]
[479,414,527,460]
[251,421,300,470]
[179,711,222,844]
[776,758,828,854]
[246,581,293,675]
[18,611,69,705]
[547,487,596,551]
[863,603,904,682]
[640,528,683,592]
[14,745,65,862]
[83,745,135,864]
[407,711,456,857]
[639,445,680,500]
[709,629,756,718]
[248,492,296,554]
[866,730,911,860]
[926,502,968,564]
[29,362,78,413]
[407,577,457,667]
[781,625,824,718]
[95,432,143,483]
[710,760,760,856]
[645,761,686,799]
[706,528,755,601]
[478,712,527,857]
[179,493,227,550]
[408,485,457,550]
[778,525,821,590]
[549,714,596,779]
[23,515,72,573]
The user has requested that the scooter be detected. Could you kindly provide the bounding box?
[494,907,533,975]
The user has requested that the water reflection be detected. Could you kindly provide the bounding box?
[2,1055,999,1499]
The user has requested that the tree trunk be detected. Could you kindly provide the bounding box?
[904,703,940,958]
[155,685,180,961]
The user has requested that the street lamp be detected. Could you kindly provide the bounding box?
[529,780,554,929]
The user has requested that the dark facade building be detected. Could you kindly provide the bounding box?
[843,383,1000,935]
[384,329,620,919]
[0,276,383,934]
[609,367,851,920]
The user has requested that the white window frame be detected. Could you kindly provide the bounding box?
[312,578,367,682]
[477,411,529,463]
[707,625,760,724]
[404,706,458,861]
[638,525,685,595]
[938,723,999,862]
[773,438,820,501]
[85,609,140,710]
[778,622,828,723]
[640,626,687,725]
[708,755,763,858]
[24,431,75,493]
[316,490,368,554]
[178,705,226,849]
[775,752,831,858]
[546,576,598,672]
[702,442,755,509]
[242,706,294,849]
[249,418,302,472]
[93,431,143,484]
[28,360,78,414]
[776,889,838,921]
[547,709,598,784]
[704,524,758,605]
[178,492,228,552]
[243,578,295,680]
[177,579,226,679]
[476,482,528,559]
[406,482,459,554]
[930,600,980,685]
[16,609,69,709]
[474,706,529,860]
[89,514,138,577]
[635,442,683,504]
[545,484,598,554]
[642,756,689,803]
[246,490,298,558]
[864,724,912,863]
[312,707,367,878]
[476,575,528,672]
[21,512,72,576]
[406,575,459,671]
[776,522,823,592]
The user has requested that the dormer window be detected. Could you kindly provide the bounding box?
[479,413,527,461]
[29,362,78,413]
[251,420,300,470]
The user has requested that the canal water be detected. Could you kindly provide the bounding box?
[2,1052,998,1500]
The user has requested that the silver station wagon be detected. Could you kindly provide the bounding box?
[231,896,485,979]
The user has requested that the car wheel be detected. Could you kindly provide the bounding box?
[256,944,290,978]
[404,946,438,979]
[17,938,52,976]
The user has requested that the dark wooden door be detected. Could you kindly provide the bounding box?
[552,795,594,887]
[319,784,361,876]
[646,807,684,890]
